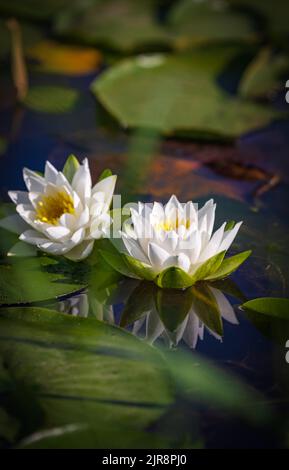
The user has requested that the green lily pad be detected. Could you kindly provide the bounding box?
[93,49,282,140]
[168,0,256,45]
[24,86,80,114]
[239,48,289,99]
[242,297,289,319]
[0,258,84,306]
[0,307,173,448]
[54,0,172,53]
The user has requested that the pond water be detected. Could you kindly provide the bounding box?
[0,44,289,449]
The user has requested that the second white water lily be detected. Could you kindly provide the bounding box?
[5,156,116,261]
[102,195,251,288]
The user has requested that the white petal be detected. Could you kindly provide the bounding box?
[44,161,58,184]
[19,229,49,245]
[148,242,170,271]
[182,313,201,349]
[65,240,94,261]
[165,195,182,215]
[122,235,149,264]
[219,222,242,252]
[71,227,85,245]
[8,191,30,205]
[72,158,92,202]
[92,174,117,206]
[45,225,71,241]
[199,222,226,262]
[16,204,36,228]
[23,168,45,192]
[177,253,191,272]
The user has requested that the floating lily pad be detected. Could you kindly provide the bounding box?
[168,0,256,45]
[0,258,84,306]
[242,297,289,319]
[93,49,282,139]
[54,0,172,53]
[0,307,173,448]
[24,86,80,114]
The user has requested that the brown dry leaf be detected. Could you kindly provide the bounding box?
[27,40,102,75]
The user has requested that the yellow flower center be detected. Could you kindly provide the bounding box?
[36,191,75,225]
[155,218,191,232]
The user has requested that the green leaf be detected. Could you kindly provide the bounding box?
[0,258,84,306]
[192,251,226,283]
[98,168,112,181]
[24,86,79,114]
[0,307,173,448]
[92,49,282,140]
[156,267,193,289]
[99,249,138,279]
[124,254,155,281]
[191,284,223,337]
[225,220,235,231]
[204,250,251,281]
[62,154,80,183]
[168,0,256,45]
[242,297,289,319]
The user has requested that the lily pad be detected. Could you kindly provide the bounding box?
[0,258,84,306]
[24,86,80,114]
[242,297,289,320]
[54,0,172,53]
[93,49,282,139]
[168,0,256,45]
[0,307,173,448]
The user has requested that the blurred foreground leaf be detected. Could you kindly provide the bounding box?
[93,49,282,139]
[0,0,72,21]
[0,307,173,448]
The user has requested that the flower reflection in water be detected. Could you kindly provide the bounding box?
[57,278,240,350]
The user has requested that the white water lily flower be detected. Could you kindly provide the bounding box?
[132,286,239,349]
[115,195,248,288]
[6,157,116,261]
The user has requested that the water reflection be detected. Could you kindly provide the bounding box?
[58,279,240,349]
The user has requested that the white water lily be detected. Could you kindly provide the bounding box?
[132,286,239,349]
[5,157,116,261]
[116,195,247,288]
